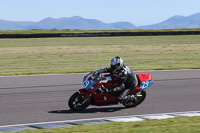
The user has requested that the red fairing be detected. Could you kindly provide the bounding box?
[102,74,119,89]
[131,74,154,94]
[91,93,118,106]
[137,74,153,82]
[87,83,100,94]
[78,88,90,99]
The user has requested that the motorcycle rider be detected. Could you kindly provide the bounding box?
[98,56,138,104]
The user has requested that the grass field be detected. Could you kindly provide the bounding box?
[12,116,200,133]
[0,35,200,75]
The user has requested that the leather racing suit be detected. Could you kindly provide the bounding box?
[99,65,138,102]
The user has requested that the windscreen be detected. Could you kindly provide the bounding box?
[87,71,101,82]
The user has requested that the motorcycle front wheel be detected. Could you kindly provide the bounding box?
[123,90,146,108]
[68,92,90,111]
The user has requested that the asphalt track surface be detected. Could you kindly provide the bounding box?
[0,69,200,126]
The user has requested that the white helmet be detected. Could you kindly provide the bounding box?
[110,56,124,72]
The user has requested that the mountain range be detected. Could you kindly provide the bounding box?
[0,13,200,30]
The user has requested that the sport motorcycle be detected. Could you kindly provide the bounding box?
[68,70,154,111]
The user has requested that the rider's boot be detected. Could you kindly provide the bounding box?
[117,89,132,104]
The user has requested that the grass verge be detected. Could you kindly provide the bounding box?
[0,35,200,75]
[12,116,200,133]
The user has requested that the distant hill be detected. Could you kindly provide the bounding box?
[0,13,200,30]
[0,20,34,30]
[139,13,200,29]
[0,16,136,30]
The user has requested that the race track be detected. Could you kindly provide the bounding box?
[0,69,200,126]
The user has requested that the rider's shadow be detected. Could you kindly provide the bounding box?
[48,106,125,114]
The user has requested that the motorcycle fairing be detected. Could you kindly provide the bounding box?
[78,88,90,99]
[137,74,154,90]
[82,76,97,90]
[137,74,153,82]
[90,93,118,106]
[131,74,154,93]
[140,80,154,91]
[103,75,119,89]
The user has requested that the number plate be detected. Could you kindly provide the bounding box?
[82,77,96,90]
[140,80,153,90]
[83,77,90,89]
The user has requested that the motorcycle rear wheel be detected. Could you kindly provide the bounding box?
[123,90,146,108]
[68,92,90,111]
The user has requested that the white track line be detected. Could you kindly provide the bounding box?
[0,110,200,128]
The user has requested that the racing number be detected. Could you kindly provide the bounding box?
[141,80,149,90]
[83,78,90,88]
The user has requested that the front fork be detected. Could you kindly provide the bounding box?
[78,88,91,105]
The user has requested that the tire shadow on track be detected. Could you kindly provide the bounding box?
[48,107,125,114]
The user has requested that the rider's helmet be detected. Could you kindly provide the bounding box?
[110,56,124,73]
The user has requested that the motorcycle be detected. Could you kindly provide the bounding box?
[68,70,154,111]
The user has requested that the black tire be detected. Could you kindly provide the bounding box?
[123,90,146,108]
[68,92,90,111]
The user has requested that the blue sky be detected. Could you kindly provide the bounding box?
[1,0,200,26]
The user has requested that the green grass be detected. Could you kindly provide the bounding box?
[12,116,200,133]
[0,35,200,75]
